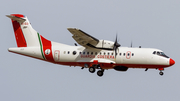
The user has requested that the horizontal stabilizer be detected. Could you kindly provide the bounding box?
[6,15,26,23]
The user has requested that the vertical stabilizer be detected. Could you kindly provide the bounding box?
[7,14,40,47]
[7,14,54,61]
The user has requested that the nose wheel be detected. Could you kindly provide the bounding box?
[159,71,164,76]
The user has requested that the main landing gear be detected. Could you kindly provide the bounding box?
[97,69,104,77]
[89,67,96,73]
[88,65,104,77]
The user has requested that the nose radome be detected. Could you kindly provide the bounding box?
[169,58,175,66]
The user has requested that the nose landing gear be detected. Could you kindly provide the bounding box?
[158,68,164,76]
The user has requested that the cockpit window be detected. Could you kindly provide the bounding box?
[152,51,169,58]
[153,51,156,54]
[159,52,169,58]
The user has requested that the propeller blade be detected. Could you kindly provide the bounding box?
[115,48,117,58]
[113,34,121,58]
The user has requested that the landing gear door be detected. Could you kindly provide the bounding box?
[54,50,60,62]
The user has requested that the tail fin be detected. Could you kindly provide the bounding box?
[7,14,40,47]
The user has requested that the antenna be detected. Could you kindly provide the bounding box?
[74,43,77,46]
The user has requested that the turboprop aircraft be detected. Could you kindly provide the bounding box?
[6,14,175,77]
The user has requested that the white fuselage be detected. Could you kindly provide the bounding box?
[9,41,171,70]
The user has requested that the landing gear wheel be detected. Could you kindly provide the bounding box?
[89,67,95,73]
[159,71,164,76]
[97,70,104,77]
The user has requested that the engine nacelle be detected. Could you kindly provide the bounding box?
[114,66,128,71]
[95,40,114,50]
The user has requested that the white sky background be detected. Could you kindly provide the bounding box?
[1,0,180,101]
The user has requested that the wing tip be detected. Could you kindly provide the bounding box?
[67,28,80,30]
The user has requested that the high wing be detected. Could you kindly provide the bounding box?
[67,28,99,48]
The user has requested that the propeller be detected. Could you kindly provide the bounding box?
[113,34,121,58]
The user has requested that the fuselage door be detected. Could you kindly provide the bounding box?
[54,50,60,62]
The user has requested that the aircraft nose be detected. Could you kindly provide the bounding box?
[169,58,175,66]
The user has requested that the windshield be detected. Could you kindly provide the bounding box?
[153,51,169,58]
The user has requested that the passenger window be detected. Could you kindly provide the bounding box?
[132,53,134,56]
[123,53,125,56]
[79,52,81,54]
[91,52,93,55]
[100,52,101,55]
[95,52,97,55]
[127,53,130,56]
[153,51,156,54]
[119,53,121,56]
[83,52,85,54]
[108,52,110,55]
[87,52,89,55]
[68,51,70,54]
[112,53,113,55]
[64,51,66,54]
[104,52,106,55]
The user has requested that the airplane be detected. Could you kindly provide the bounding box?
[6,14,175,77]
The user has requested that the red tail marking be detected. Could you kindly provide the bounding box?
[12,20,27,47]
[40,35,54,62]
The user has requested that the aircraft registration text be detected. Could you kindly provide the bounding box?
[81,55,115,59]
